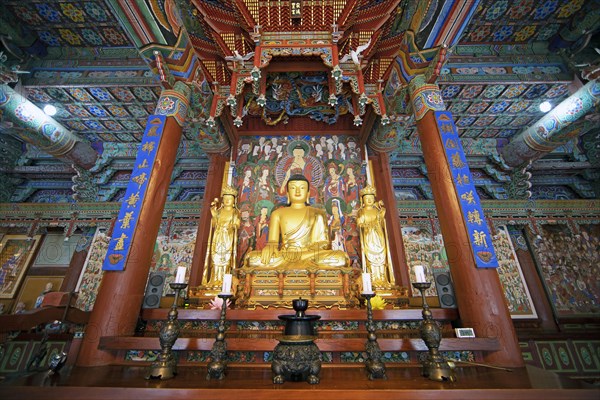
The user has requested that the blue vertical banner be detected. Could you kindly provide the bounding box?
[102,115,166,271]
[434,111,498,268]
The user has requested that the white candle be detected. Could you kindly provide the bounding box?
[362,272,373,294]
[413,265,427,283]
[175,266,187,283]
[221,273,233,294]
[364,144,372,185]
[226,161,233,186]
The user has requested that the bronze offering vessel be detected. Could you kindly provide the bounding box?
[271,298,322,384]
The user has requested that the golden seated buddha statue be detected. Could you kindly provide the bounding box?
[243,174,349,270]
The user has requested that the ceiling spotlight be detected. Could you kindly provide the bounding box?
[539,101,552,113]
[43,104,57,116]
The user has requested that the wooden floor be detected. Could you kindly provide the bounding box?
[0,364,598,400]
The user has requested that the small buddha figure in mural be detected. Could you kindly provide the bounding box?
[244,174,349,269]
[357,185,394,287]
[202,185,241,288]
[34,282,54,308]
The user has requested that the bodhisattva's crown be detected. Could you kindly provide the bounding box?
[360,185,376,197]
[221,185,238,197]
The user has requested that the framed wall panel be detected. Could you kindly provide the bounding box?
[0,235,42,299]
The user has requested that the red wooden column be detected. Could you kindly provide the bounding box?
[408,75,523,367]
[371,152,409,287]
[189,153,228,286]
[76,82,190,366]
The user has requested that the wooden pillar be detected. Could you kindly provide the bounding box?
[189,153,228,287]
[371,152,409,287]
[76,83,190,366]
[409,76,523,367]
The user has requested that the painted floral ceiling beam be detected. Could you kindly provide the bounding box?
[501,79,600,168]
[0,84,98,170]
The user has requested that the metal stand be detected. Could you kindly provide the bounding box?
[363,293,387,380]
[146,282,187,380]
[412,282,456,382]
[207,293,232,380]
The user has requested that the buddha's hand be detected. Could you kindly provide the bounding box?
[261,243,279,265]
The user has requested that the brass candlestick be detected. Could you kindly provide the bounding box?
[363,293,387,380]
[207,293,232,380]
[412,282,456,382]
[146,282,187,380]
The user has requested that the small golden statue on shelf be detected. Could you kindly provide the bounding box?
[244,174,349,269]
[201,185,241,290]
[356,185,395,288]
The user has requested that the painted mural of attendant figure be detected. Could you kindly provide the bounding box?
[202,185,241,288]
[328,198,346,251]
[255,205,271,250]
[256,165,273,201]
[238,167,255,202]
[357,185,394,287]
[324,163,345,202]
[237,204,256,266]
[344,164,361,210]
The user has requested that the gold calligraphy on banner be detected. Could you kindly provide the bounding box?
[142,141,155,153]
[473,230,488,247]
[451,152,465,168]
[439,122,453,134]
[146,125,159,136]
[455,173,470,185]
[132,172,147,188]
[445,139,458,149]
[138,159,149,169]
[467,210,483,225]
[126,192,140,208]
[119,211,134,229]
[460,190,475,205]
[113,233,129,251]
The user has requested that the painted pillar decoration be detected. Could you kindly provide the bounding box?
[0,84,98,169]
[77,81,190,366]
[501,79,600,168]
[434,111,498,268]
[409,75,522,367]
[102,115,167,271]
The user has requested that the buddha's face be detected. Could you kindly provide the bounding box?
[292,148,305,158]
[222,194,235,206]
[288,180,309,204]
[363,194,375,206]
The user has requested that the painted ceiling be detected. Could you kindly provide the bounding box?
[0,0,598,204]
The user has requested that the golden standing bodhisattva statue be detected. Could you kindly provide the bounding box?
[357,185,395,287]
[202,185,241,288]
[244,174,349,269]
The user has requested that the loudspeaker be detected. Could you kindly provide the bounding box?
[433,271,457,308]
[142,272,166,309]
